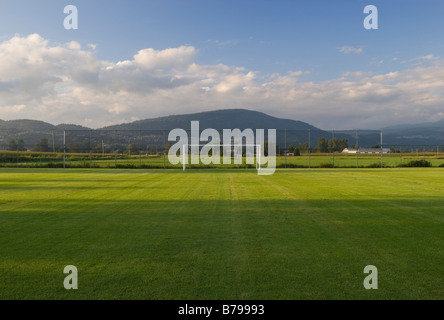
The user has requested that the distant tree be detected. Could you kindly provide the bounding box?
[164,142,172,153]
[17,139,26,151]
[91,144,103,154]
[260,141,277,157]
[8,139,18,151]
[263,141,269,156]
[371,145,380,149]
[294,148,301,156]
[33,138,50,152]
[335,138,348,152]
[67,142,81,153]
[327,138,348,152]
[287,145,295,153]
[317,138,329,153]
[297,142,309,153]
[125,143,139,155]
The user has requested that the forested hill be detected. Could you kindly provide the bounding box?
[1,109,444,149]
[102,109,319,131]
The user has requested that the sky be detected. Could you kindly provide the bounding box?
[0,0,444,129]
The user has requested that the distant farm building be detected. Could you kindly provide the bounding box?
[286,153,295,156]
[342,148,390,154]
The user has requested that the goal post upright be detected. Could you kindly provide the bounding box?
[257,144,261,170]
[63,130,66,169]
[183,144,186,171]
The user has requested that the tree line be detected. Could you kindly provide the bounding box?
[7,137,349,154]
[286,138,348,155]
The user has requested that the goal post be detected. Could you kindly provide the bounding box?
[182,144,262,172]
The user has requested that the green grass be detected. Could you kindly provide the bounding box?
[0,168,443,299]
[2,151,444,169]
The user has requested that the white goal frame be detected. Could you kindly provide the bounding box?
[183,144,262,171]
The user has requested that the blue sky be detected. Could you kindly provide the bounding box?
[1,0,444,129]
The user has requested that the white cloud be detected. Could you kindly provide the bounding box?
[67,41,81,50]
[1,104,26,114]
[1,34,444,129]
[133,46,197,70]
[338,46,363,54]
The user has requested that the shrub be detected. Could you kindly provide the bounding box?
[277,163,305,168]
[294,148,301,156]
[319,163,334,168]
[439,163,444,167]
[405,160,432,167]
[366,163,384,168]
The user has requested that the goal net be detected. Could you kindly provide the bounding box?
[182,144,262,171]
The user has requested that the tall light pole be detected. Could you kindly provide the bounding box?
[284,128,287,169]
[356,129,359,169]
[332,129,335,168]
[52,129,56,154]
[63,130,66,169]
[308,129,311,169]
[380,129,383,168]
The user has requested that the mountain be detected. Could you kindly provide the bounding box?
[0,119,55,132]
[384,119,444,131]
[1,110,444,151]
[0,120,91,149]
[102,109,318,131]
[100,109,333,148]
[350,120,444,148]
[0,119,56,149]
[0,109,330,150]
[381,120,444,146]
[56,123,91,131]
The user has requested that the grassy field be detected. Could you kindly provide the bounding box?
[0,168,443,299]
[2,151,444,169]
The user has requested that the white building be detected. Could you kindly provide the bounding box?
[342,148,390,154]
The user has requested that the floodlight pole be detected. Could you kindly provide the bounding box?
[284,128,287,169]
[114,130,117,169]
[356,129,359,169]
[308,129,311,169]
[89,130,92,168]
[52,129,56,154]
[139,130,142,169]
[63,130,66,169]
[183,144,186,171]
[332,130,335,168]
[163,130,166,169]
[380,129,383,169]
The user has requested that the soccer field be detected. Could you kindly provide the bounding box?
[0,168,443,300]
